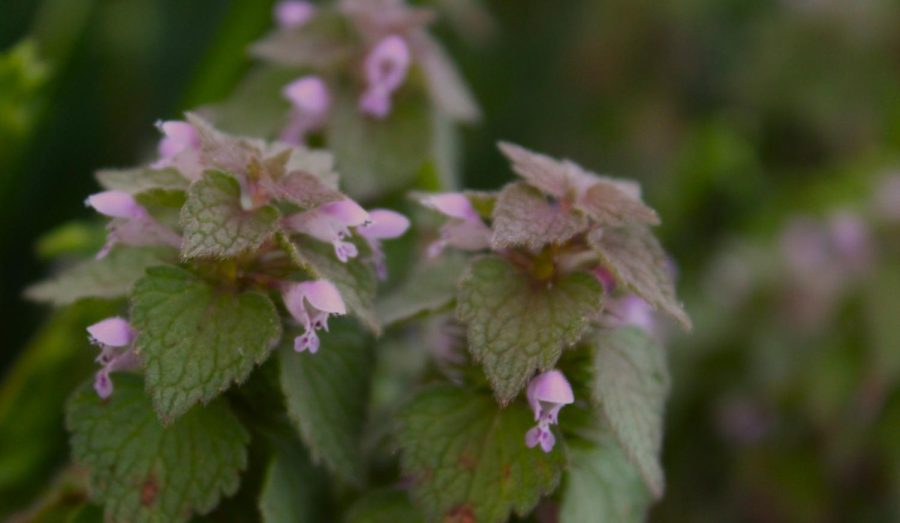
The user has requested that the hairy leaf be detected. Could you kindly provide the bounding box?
[591,327,670,498]
[457,256,603,403]
[397,386,564,523]
[491,182,588,250]
[376,253,466,327]
[95,167,189,194]
[67,375,248,523]
[326,87,430,201]
[278,319,373,485]
[497,142,657,226]
[25,246,175,305]
[579,179,659,227]
[291,237,380,334]
[131,266,282,420]
[589,226,691,330]
[180,171,280,259]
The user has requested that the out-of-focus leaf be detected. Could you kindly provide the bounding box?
[25,246,176,306]
[345,489,424,523]
[326,86,431,201]
[591,327,670,499]
[278,318,373,485]
[376,253,466,327]
[258,435,329,523]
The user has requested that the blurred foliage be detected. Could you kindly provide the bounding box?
[3,0,900,521]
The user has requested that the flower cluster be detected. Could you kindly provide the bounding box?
[253,0,479,145]
[417,142,688,450]
[81,115,409,398]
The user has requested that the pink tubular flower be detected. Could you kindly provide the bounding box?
[274,0,315,29]
[359,35,411,119]
[280,76,331,145]
[357,209,410,279]
[525,370,574,452]
[608,294,656,334]
[152,120,203,180]
[282,280,347,353]
[284,199,371,262]
[85,191,146,220]
[86,317,140,399]
[420,193,491,257]
[86,190,181,258]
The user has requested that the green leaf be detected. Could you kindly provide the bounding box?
[397,386,564,523]
[180,171,280,259]
[588,226,691,330]
[278,318,373,485]
[249,12,352,69]
[258,436,329,523]
[66,375,248,523]
[376,253,466,327]
[95,167,189,194]
[290,237,380,334]
[131,266,282,420]
[491,182,588,250]
[25,246,175,306]
[591,327,670,498]
[207,66,295,138]
[560,434,651,523]
[326,87,431,201]
[456,256,603,403]
[345,489,424,523]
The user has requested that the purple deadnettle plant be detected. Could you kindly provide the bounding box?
[23,1,689,522]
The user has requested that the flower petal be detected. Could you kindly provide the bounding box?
[360,209,410,239]
[320,199,370,227]
[421,193,478,221]
[283,76,331,116]
[527,370,574,406]
[275,0,316,29]
[86,191,145,219]
[87,317,136,347]
[297,279,347,314]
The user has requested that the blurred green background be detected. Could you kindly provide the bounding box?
[3,0,900,521]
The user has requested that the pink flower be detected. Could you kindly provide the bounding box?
[85,191,146,220]
[152,120,203,181]
[86,317,140,398]
[280,76,331,145]
[525,370,573,452]
[419,193,491,256]
[607,294,656,334]
[274,0,316,29]
[86,190,182,258]
[357,209,410,279]
[282,280,347,353]
[284,199,371,262]
[359,35,411,118]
